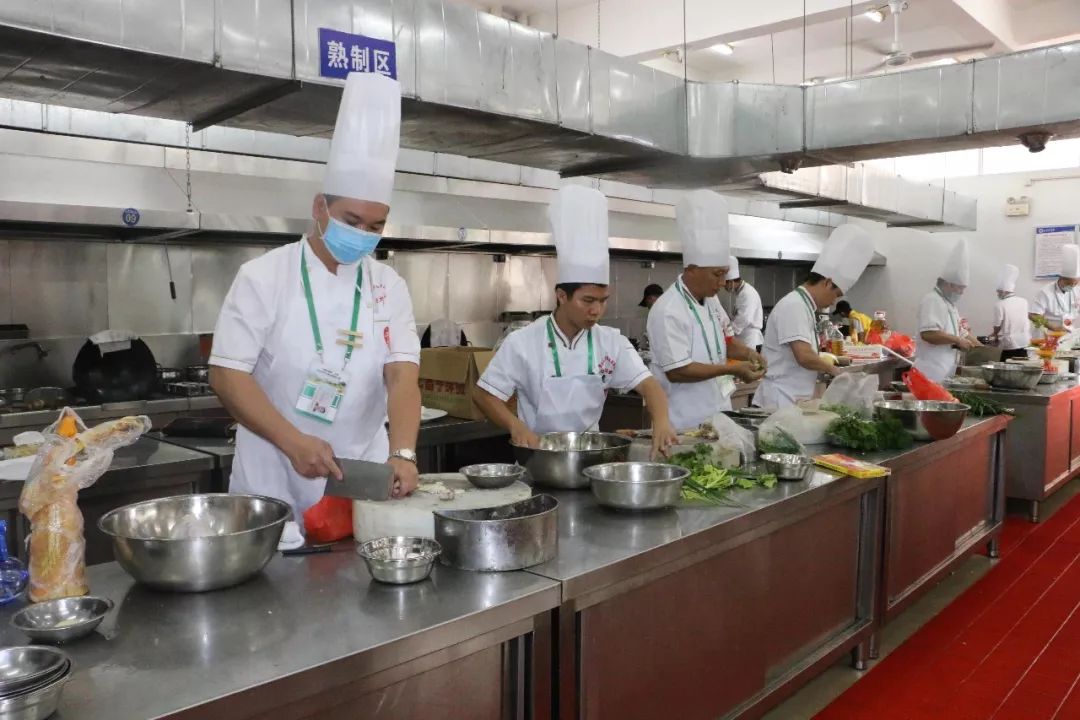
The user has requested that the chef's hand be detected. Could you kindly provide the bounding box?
[730,362,765,383]
[285,434,342,480]
[387,457,419,498]
[651,419,678,459]
[511,423,541,449]
[954,337,978,351]
[749,349,767,370]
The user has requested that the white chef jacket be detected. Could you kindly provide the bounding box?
[753,287,819,409]
[477,316,651,433]
[914,289,961,383]
[1031,281,1079,326]
[994,294,1032,350]
[647,278,736,429]
[210,237,420,525]
[731,281,765,349]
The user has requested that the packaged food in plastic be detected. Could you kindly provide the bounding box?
[820,372,880,418]
[759,406,838,447]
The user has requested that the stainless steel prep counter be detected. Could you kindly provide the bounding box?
[0,556,560,720]
[956,379,1080,521]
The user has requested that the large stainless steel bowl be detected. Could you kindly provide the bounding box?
[435,495,558,571]
[98,494,291,592]
[584,462,689,510]
[981,362,1043,390]
[874,400,970,441]
[512,432,632,489]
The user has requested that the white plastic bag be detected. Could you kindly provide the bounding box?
[820,372,879,418]
[708,412,757,465]
[758,405,839,447]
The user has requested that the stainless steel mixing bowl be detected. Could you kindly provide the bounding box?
[981,362,1043,391]
[357,536,441,584]
[11,596,112,644]
[435,495,559,572]
[760,453,815,481]
[98,494,291,592]
[0,648,67,696]
[459,463,526,489]
[874,399,970,441]
[512,432,632,489]
[583,462,689,510]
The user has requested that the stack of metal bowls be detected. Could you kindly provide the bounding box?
[0,646,72,718]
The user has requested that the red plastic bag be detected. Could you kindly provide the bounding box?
[885,332,916,358]
[902,367,957,402]
[302,496,353,544]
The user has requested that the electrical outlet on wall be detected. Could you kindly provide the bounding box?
[1006,196,1031,216]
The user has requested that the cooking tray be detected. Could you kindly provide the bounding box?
[434,495,558,572]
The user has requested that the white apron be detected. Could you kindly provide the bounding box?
[531,319,606,434]
[753,288,820,409]
[230,250,390,527]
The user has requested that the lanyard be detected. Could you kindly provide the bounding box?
[300,247,363,366]
[795,287,820,353]
[678,281,724,363]
[546,317,594,377]
[934,288,960,335]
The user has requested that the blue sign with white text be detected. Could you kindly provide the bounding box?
[318,28,396,81]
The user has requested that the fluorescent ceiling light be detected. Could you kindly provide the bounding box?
[864,9,885,22]
[710,42,734,56]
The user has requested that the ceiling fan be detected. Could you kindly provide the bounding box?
[857,0,994,74]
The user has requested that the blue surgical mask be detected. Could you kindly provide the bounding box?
[944,290,963,304]
[321,216,381,265]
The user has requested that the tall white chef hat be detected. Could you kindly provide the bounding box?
[323,73,401,206]
[551,185,610,285]
[677,190,730,268]
[727,256,741,280]
[940,236,971,286]
[997,264,1019,293]
[1061,244,1080,279]
[811,225,875,293]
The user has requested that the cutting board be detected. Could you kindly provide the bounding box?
[352,473,532,543]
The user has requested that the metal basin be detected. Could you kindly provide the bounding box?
[874,400,970,441]
[98,494,290,592]
[584,462,689,511]
[0,648,67,696]
[981,362,1043,390]
[760,453,815,481]
[459,463,525,489]
[11,596,112,644]
[434,495,558,572]
[512,432,632,489]
[357,537,441,585]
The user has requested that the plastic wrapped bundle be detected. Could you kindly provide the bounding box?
[19,409,150,602]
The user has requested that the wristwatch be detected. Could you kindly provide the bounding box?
[390,449,417,464]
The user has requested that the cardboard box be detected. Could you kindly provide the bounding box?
[419,347,496,420]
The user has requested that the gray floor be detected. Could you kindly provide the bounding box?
[763,478,1080,720]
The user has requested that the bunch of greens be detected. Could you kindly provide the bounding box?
[669,444,778,505]
[825,409,914,452]
[757,425,804,456]
[951,391,1014,417]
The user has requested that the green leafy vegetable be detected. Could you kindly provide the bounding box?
[669,444,779,504]
[826,408,914,452]
[951,391,1014,417]
[757,425,804,455]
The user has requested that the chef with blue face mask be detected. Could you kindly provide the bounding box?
[209,72,422,538]
[914,236,981,383]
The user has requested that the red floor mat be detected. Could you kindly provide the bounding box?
[816,492,1080,720]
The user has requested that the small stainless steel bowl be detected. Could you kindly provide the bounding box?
[357,537,441,585]
[760,453,815,481]
[459,463,526,490]
[584,462,689,511]
[0,647,68,696]
[11,596,113,644]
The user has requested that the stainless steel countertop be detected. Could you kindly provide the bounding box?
[0,396,223,429]
[0,556,560,720]
[801,415,1002,466]
[953,378,1080,405]
[0,437,214,501]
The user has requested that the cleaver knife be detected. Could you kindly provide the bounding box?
[324,458,395,501]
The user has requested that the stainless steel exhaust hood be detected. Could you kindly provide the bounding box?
[9,0,1076,230]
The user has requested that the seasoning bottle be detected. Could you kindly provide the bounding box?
[0,520,27,605]
[827,323,846,356]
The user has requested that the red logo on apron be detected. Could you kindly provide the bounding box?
[383,325,391,349]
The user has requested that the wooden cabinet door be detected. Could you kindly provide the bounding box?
[1045,395,1072,490]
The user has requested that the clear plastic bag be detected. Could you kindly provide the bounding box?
[819,372,879,418]
[708,412,757,465]
[19,409,150,602]
[758,405,837,448]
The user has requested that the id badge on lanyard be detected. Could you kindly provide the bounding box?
[294,248,362,425]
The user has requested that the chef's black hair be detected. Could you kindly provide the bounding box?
[554,283,611,305]
[805,272,828,285]
[835,300,852,315]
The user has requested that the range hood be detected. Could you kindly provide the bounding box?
[4,0,1071,229]
[0,127,868,265]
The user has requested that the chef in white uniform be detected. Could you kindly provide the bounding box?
[914,237,980,383]
[209,72,422,529]
[725,256,764,352]
[474,186,677,458]
[647,191,766,429]
[992,264,1032,361]
[1031,244,1080,331]
[753,225,875,409]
